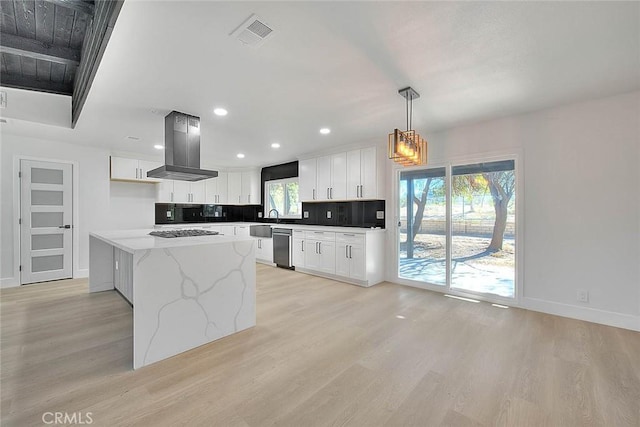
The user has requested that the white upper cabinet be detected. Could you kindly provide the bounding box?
[299,158,317,201]
[205,172,229,204]
[316,153,346,201]
[227,172,242,204]
[172,181,191,203]
[110,156,161,183]
[157,180,204,203]
[190,181,206,203]
[331,152,347,200]
[241,170,260,205]
[346,147,378,199]
[316,155,332,201]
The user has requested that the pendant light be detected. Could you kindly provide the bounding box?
[388,87,427,166]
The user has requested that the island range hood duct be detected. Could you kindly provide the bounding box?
[147,111,218,181]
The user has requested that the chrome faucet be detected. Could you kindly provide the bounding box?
[268,209,280,223]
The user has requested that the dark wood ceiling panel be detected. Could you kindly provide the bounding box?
[0,72,72,94]
[34,0,54,44]
[20,55,37,78]
[63,62,75,85]
[36,58,51,80]
[13,0,37,39]
[69,9,87,49]
[52,3,74,47]
[2,52,22,74]
[49,61,65,82]
[0,1,18,35]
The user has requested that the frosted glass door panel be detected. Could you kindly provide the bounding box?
[31,168,63,184]
[32,255,64,272]
[32,234,64,250]
[20,160,73,284]
[31,190,64,205]
[32,212,64,228]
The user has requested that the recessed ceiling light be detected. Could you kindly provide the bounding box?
[154,144,164,150]
[271,143,280,148]
[319,128,331,135]
[237,153,245,159]
[214,108,228,116]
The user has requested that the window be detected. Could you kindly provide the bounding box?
[265,178,301,219]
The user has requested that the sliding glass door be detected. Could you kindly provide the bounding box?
[398,168,447,285]
[397,160,516,299]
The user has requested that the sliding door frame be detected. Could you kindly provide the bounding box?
[392,150,524,306]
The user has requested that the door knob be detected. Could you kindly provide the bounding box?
[59,225,71,229]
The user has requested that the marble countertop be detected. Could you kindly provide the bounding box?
[90,229,254,254]
[154,222,386,234]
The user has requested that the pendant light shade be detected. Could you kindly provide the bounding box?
[388,87,428,166]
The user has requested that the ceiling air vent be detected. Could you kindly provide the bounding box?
[230,14,274,48]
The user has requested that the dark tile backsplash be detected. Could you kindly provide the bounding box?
[155,200,385,228]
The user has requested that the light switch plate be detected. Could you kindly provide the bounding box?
[258,212,263,218]
[326,211,332,219]
[304,211,309,218]
[376,210,385,220]
[166,211,172,218]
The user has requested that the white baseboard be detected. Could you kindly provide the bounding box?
[0,277,19,288]
[523,297,640,332]
[74,268,89,279]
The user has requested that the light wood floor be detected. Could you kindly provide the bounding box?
[1,265,639,426]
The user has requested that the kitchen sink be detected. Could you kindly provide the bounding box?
[249,224,272,238]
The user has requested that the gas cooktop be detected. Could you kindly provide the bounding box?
[149,229,219,238]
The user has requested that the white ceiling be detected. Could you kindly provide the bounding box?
[2,1,639,168]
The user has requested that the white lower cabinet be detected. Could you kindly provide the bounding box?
[255,237,273,263]
[219,224,250,237]
[335,233,366,281]
[113,247,133,304]
[303,231,335,275]
[293,228,384,287]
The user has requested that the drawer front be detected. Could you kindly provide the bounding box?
[304,230,335,241]
[335,233,365,245]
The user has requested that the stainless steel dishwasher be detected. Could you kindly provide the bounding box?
[272,228,293,269]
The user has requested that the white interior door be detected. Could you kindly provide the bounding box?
[20,160,73,284]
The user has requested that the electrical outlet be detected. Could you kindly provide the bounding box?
[577,289,589,303]
[258,212,263,218]
[376,210,385,220]
[326,211,332,219]
[304,211,309,218]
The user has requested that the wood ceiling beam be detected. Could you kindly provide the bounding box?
[44,0,95,16]
[0,32,81,66]
[0,73,73,95]
[72,0,123,128]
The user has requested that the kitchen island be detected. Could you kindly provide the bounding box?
[89,229,255,369]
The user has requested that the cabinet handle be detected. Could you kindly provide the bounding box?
[315,242,319,254]
[135,168,139,179]
[345,245,348,258]
[318,242,322,254]
[327,188,330,199]
[330,187,333,199]
[171,192,174,202]
[349,245,352,259]
[301,240,304,252]
[312,189,315,200]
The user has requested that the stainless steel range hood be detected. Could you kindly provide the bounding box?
[147,111,218,181]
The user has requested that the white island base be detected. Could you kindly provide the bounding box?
[89,231,256,369]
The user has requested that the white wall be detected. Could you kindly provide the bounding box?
[0,135,156,286]
[385,91,640,330]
